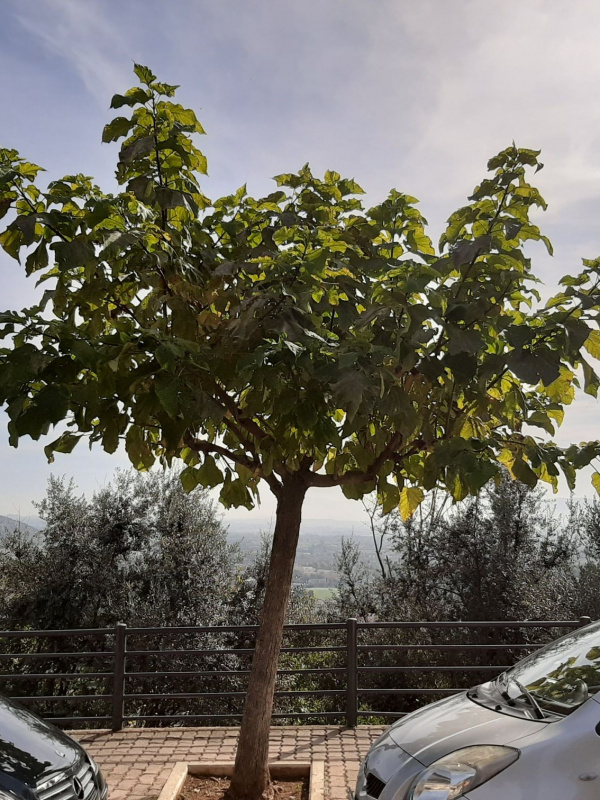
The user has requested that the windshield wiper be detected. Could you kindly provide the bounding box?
[496,673,546,720]
[511,677,546,720]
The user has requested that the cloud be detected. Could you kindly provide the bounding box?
[13,0,600,214]
[12,0,132,106]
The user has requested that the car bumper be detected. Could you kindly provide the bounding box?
[96,768,108,800]
[355,752,426,800]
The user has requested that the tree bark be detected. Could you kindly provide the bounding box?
[227,474,308,800]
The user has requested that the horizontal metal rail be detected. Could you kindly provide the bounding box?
[127,623,346,635]
[123,711,344,722]
[123,667,347,678]
[359,620,582,629]
[0,652,114,660]
[359,665,509,673]
[358,688,461,695]
[14,695,110,702]
[0,617,590,728]
[122,690,346,700]
[0,629,113,639]
[46,716,112,724]
[358,643,542,651]
[357,711,409,718]
[125,646,346,657]
[0,672,112,681]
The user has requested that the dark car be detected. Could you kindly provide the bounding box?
[0,694,107,800]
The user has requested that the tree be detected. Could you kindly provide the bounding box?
[332,479,582,719]
[0,470,235,631]
[2,64,600,799]
[394,476,577,621]
[0,470,323,724]
[334,478,578,623]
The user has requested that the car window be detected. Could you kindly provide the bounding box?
[508,622,600,712]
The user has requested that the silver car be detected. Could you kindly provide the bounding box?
[355,619,600,799]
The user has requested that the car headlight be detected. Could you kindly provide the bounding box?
[37,773,67,793]
[409,745,519,799]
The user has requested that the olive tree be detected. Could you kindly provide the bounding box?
[2,65,600,799]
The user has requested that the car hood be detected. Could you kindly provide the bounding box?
[0,696,82,785]
[386,691,547,766]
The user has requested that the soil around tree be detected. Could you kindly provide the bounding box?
[180,776,309,800]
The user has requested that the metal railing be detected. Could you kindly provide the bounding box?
[0,617,592,729]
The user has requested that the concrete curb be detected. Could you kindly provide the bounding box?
[157,761,325,800]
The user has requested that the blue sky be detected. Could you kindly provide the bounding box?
[2,0,600,523]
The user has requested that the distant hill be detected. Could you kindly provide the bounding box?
[0,515,40,538]
[4,514,44,530]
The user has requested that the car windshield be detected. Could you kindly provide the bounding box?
[505,621,600,714]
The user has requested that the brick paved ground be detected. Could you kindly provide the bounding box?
[71,726,385,800]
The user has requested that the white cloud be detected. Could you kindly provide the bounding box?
[13,0,132,106]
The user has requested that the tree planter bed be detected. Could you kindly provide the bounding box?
[157,762,325,800]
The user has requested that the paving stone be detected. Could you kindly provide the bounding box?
[68,725,385,799]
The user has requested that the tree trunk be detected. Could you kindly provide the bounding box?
[227,474,307,800]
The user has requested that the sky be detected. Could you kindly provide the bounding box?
[2,0,600,524]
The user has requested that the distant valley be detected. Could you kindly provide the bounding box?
[0,513,381,590]
[227,518,387,589]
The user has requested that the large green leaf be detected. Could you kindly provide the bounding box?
[53,240,96,270]
[197,456,223,488]
[447,325,484,355]
[120,136,155,163]
[110,88,151,109]
[133,64,157,85]
[44,432,82,462]
[102,116,134,143]
[585,330,600,360]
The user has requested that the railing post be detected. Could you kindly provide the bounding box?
[111,622,127,732]
[579,616,592,628]
[346,617,358,728]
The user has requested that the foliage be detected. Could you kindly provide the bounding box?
[334,475,579,623]
[4,65,600,790]
[564,496,600,620]
[0,469,236,630]
[0,469,323,725]
[0,469,596,727]
[1,67,600,515]
[331,477,587,718]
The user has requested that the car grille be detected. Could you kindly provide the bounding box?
[37,760,98,800]
[365,773,386,799]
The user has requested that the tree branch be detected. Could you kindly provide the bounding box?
[308,432,405,488]
[184,435,283,497]
[210,380,274,444]
[184,436,252,468]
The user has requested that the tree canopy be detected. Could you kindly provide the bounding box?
[2,65,600,519]
[3,63,600,800]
